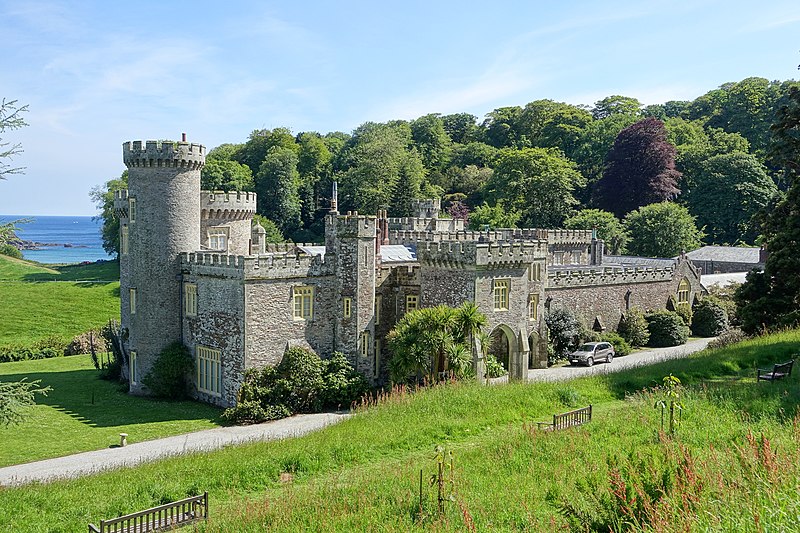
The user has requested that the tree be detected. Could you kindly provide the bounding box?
[255,146,301,235]
[440,113,479,144]
[411,114,452,171]
[481,106,524,148]
[686,152,777,244]
[592,95,642,120]
[572,113,638,200]
[564,209,628,254]
[485,147,585,227]
[594,118,681,218]
[624,202,704,258]
[0,379,50,427]
[736,85,800,332]
[200,159,254,191]
[252,214,286,243]
[237,128,299,175]
[0,98,28,180]
[468,202,520,230]
[90,171,128,256]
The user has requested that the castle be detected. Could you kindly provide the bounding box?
[116,139,703,407]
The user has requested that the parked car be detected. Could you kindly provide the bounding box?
[569,341,614,367]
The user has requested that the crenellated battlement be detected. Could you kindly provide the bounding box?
[547,264,676,288]
[336,212,377,238]
[200,190,257,220]
[113,189,129,217]
[123,140,205,170]
[541,229,594,245]
[417,240,546,268]
[389,228,550,246]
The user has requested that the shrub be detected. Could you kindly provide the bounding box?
[545,307,580,363]
[708,283,740,326]
[0,244,22,259]
[0,336,68,363]
[600,332,632,356]
[675,302,693,327]
[618,307,650,347]
[706,328,748,350]
[141,342,194,399]
[224,347,370,424]
[577,320,601,343]
[692,298,729,337]
[646,310,689,347]
[484,353,507,378]
[64,330,103,356]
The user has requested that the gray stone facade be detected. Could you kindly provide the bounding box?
[119,138,704,408]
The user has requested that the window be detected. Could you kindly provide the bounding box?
[120,226,129,255]
[375,295,382,325]
[293,286,314,320]
[208,228,229,251]
[184,283,197,317]
[196,346,222,396]
[129,351,138,384]
[528,262,541,282]
[129,288,137,315]
[360,331,369,358]
[374,339,381,377]
[128,198,137,223]
[406,294,418,314]
[677,278,690,304]
[343,297,352,318]
[493,279,510,311]
[529,294,539,321]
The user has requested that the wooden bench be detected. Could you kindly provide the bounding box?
[757,359,794,382]
[89,492,207,533]
[537,405,592,431]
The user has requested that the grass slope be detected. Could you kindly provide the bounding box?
[0,330,798,532]
[0,256,120,346]
[0,355,223,467]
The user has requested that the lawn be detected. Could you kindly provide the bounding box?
[0,355,223,467]
[0,255,120,346]
[0,329,798,532]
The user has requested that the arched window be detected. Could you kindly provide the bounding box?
[677,278,690,304]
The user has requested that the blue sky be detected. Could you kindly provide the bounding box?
[1,0,798,216]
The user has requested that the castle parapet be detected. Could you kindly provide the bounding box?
[417,240,546,268]
[541,229,594,245]
[123,140,205,170]
[200,190,257,220]
[336,213,377,238]
[547,264,675,288]
[181,252,246,279]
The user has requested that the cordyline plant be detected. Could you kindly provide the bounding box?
[654,374,684,436]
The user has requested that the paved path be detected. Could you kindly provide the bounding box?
[1,338,712,487]
[490,337,714,384]
[0,412,349,487]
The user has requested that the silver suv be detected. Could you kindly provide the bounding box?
[569,341,614,367]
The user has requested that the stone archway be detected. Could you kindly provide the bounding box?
[488,324,527,381]
[528,331,539,369]
[488,327,511,371]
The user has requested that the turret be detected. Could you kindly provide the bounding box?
[121,139,205,395]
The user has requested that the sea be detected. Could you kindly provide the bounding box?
[2,215,114,264]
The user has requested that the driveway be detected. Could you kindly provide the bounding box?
[490,337,714,384]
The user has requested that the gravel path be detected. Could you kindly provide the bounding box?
[0,411,349,487]
[490,337,714,384]
[1,338,712,487]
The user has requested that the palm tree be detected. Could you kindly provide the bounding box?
[454,301,488,376]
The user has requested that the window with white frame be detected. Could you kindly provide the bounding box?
[129,350,138,384]
[184,283,197,317]
[493,279,510,311]
[677,278,691,304]
[196,345,222,396]
[360,331,369,357]
[128,198,137,223]
[120,225,129,255]
[529,294,539,321]
[343,297,352,318]
[208,227,229,251]
[129,288,137,315]
[293,286,314,320]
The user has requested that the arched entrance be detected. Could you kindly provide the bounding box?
[489,327,511,371]
[488,324,527,381]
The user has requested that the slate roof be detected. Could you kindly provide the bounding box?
[701,272,748,288]
[684,246,761,264]
[602,255,676,268]
[296,244,417,263]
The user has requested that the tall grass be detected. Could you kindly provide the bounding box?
[0,329,798,532]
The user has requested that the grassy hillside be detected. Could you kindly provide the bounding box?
[0,256,119,346]
[1,330,798,532]
[0,355,223,467]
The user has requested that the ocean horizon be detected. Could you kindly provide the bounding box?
[1,214,115,264]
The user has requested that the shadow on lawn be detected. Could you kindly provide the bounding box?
[2,368,222,427]
[602,340,800,421]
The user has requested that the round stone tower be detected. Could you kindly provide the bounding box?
[121,140,205,394]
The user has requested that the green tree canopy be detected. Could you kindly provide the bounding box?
[564,209,628,254]
[592,95,642,120]
[485,147,585,227]
[90,170,128,256]
[468,202,521,230]
[201,159,254,192]
[255,146,301,235]
[624,202,704,258]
